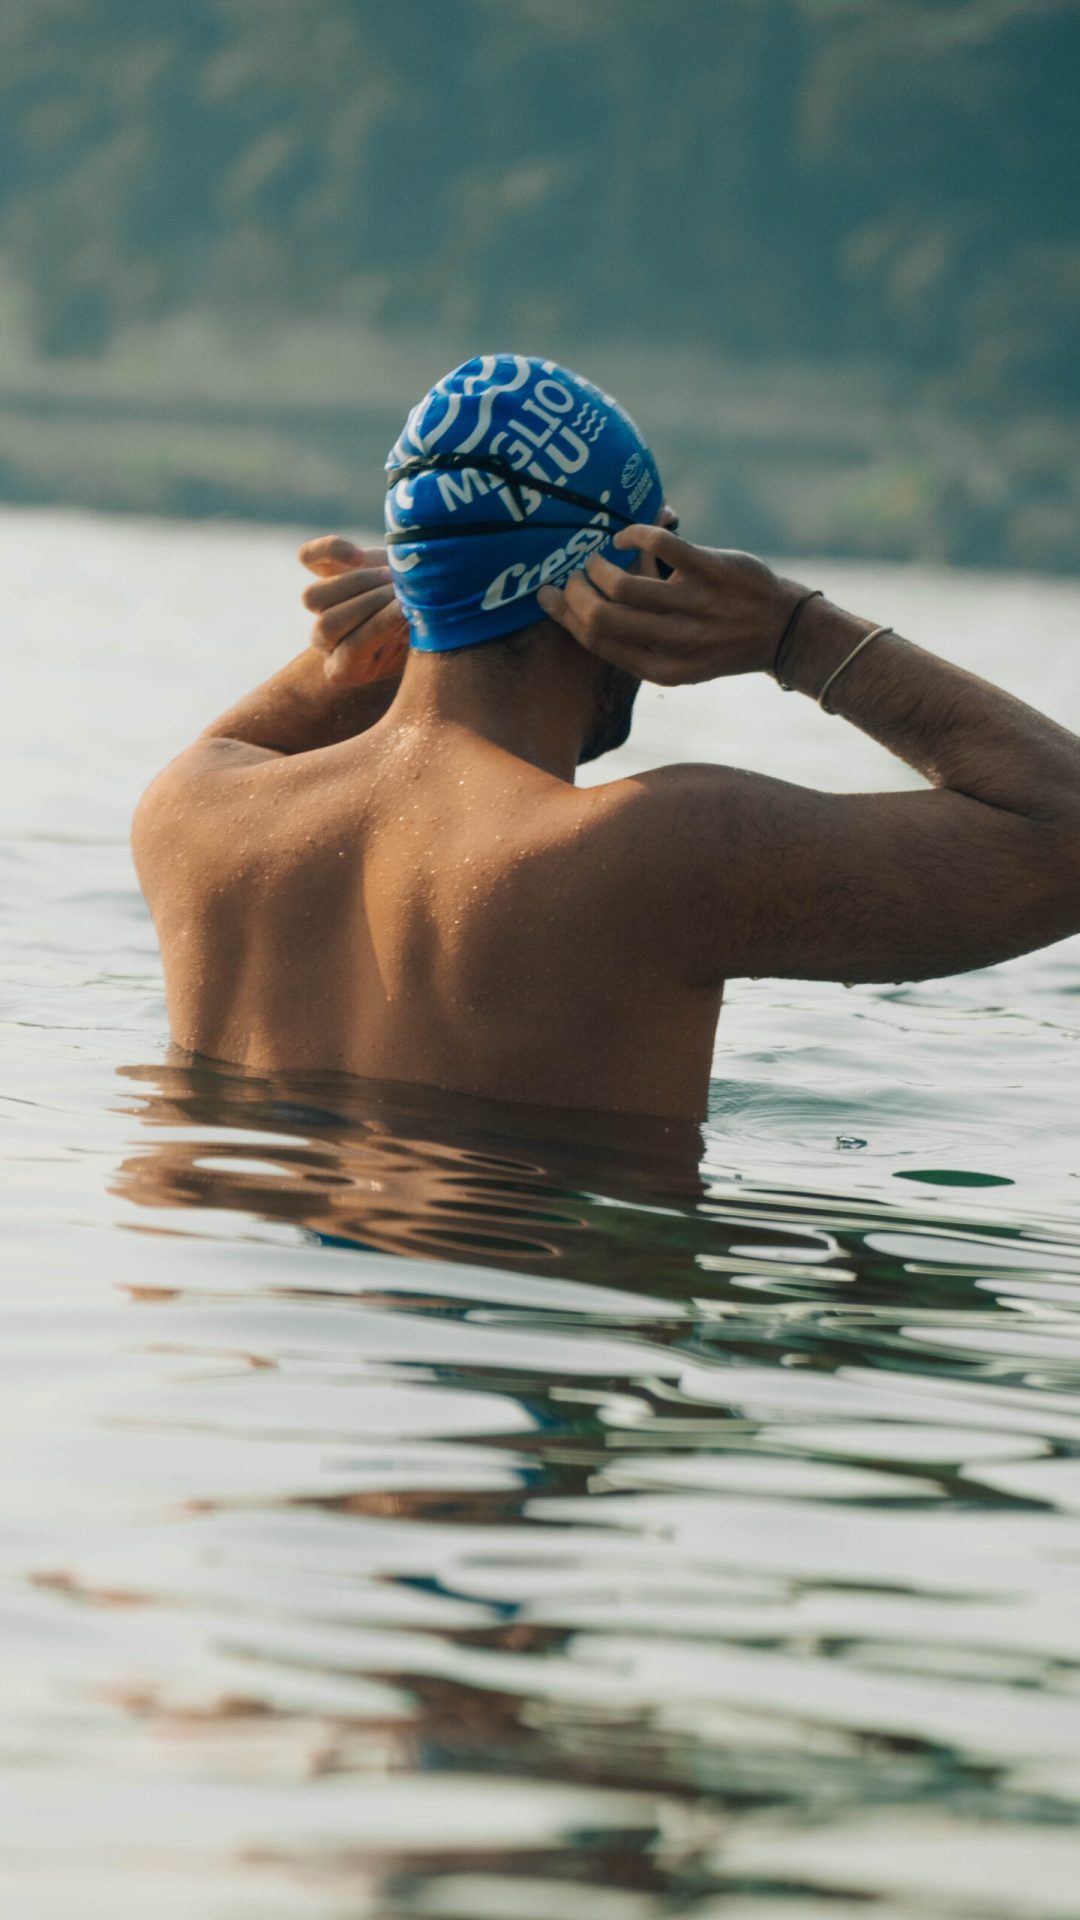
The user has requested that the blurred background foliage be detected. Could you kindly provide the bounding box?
[0,0,1076,569]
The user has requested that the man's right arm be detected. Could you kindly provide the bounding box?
[785,595,1080,828]
[541,532,1080,986]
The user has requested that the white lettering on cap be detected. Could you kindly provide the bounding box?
[627,464,654,513]
[533,379,575,414]
[435,467,490,513]
[479,514,614,611]
[481,563,527,610]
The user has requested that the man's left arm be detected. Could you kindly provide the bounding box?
[200,540,408,757]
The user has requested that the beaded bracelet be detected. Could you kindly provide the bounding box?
[772,589,824,689]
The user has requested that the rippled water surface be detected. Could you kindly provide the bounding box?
[5,507,1080,1918]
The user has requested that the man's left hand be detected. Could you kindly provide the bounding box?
[299,536,409,688]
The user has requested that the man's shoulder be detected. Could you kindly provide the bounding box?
[586,757,831,851]
[561,761,753,914]
[579,760,752,842]
[131,737,277,887]
[569,758,824,974]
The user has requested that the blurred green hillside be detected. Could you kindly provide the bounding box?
[0,0,1077,569]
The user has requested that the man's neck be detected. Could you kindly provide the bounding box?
[388,634,597,783]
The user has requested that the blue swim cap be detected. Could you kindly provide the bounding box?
[384,354,663,652]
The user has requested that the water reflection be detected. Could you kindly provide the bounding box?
[114,1055,709,1276]
[73,1055,1080,1913]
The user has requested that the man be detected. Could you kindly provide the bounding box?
[133,354,1080,1121]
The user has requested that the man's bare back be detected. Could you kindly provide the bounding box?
[134,526,1080,1123]
[136,697,720,1119]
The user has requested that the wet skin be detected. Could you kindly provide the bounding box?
[133,525,1080,1121]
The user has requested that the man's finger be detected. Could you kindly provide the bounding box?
[311,585,397,652]
[561,566,701,652]
[324,618,409,687]
[364,596,410,646]
[538,570,633,649]
[298,535,364,575]
[612,523,697,572]
[302,566,392,614]
[582,550,685,610]
[299,536,389,578]
[540,572,698,681]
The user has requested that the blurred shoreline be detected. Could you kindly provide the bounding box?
[1,317,1076,575]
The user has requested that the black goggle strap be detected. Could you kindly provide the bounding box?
[384,519,630,545]
[384,450,635,539]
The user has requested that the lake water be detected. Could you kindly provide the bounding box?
[4,505,1080,1919]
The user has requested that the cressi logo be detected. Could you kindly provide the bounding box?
[480,512,614,611]
[620,451,643,491]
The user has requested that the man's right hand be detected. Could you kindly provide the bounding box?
[299,536,409,688]
[538,526,808,685]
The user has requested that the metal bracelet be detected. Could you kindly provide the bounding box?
[818,625,893,713]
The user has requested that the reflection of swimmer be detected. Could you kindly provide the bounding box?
[112,1059,707,1281]
[133,353,1080,1122]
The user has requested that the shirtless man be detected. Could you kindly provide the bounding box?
[133,355,1080,1122]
